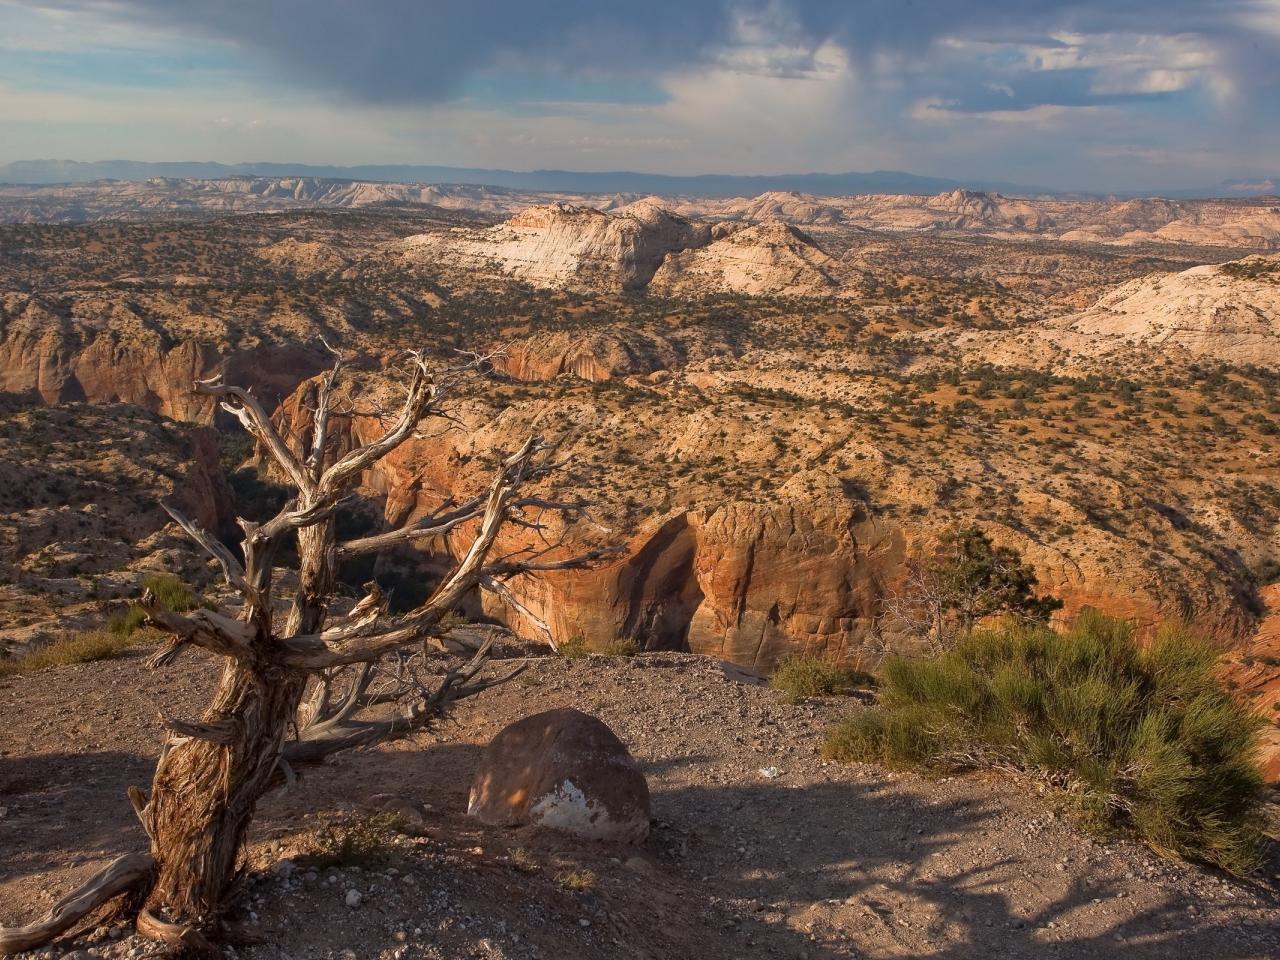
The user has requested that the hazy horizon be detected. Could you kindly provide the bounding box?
[4,156,1278,199]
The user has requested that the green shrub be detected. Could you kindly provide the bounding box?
[823,612,1266,874]
[140,573,199,613]
[102,574,200,641]
[108,605,148,639]
[771,656,876,703]
[558,635,590,659]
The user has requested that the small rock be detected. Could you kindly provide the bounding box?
[758,766,781,779]
[344,888,362,908]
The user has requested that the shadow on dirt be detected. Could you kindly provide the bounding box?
[5,733,1277,960]
[264,738,1280,960]
[0,750,152,883]
[652,774,1280,960]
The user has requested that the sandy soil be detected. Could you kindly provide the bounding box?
[1,648,1278,960]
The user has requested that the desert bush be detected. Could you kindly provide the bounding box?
[108,605,149,638]
[600,638,641,657]
[771,656,875,703]
[554,868,597,891]
[140,573,199,612]
[823,612,1266,874]
[558,635,590,659]
[0,628,147,676]
[303,813,415,869]
[508,848,540,874]
[106,573,200,640]
[881,526,1062,652]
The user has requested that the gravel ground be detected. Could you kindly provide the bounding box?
[2,648,1278,959]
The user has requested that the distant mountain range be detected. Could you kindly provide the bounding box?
[0,160,1274,200]
[0,159,1043,196]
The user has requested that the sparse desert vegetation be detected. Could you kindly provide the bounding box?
[1,186,1279,959]
[824,613,1267,874]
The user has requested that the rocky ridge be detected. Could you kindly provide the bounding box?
[932,254,1280,370]
[393,199,711,292]
[650,221,845,297]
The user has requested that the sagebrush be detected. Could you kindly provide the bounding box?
[824,611,1267,874]
[771,656,875,702]
[0,573,196,676]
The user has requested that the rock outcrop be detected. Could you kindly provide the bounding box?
[720,191,846,225]
[1042,255,1280,367]
[467,708,651,843]
[395,198,711,292]
[272,352,1264,673]
[493,327,682,382]
[649,221,843,297]
[0,293,330,422]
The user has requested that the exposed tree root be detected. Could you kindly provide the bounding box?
[0,853,154,956]
[135,907,217,956]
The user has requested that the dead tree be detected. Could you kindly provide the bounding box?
[0,350,613,955]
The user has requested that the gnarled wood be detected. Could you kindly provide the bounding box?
[5,347,613,953]
[0,853,154,956]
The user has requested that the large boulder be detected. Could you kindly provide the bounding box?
[467,708,651,843]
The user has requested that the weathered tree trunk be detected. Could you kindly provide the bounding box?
[140,656,306,942]
[0,354,612,956]
[290,516,336,636]
[140,516,333,938]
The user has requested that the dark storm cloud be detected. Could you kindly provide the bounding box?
[17,0,1280,130]
[18,0,1280,114]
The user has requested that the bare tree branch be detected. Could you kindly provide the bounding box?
[3,348,620,954]
[284,637,523,765]
[479,574,556,646]
[307,338,345,481]
[485,546,623,578]
[159,502,251,600]
[336,495,486,557]
[140,590,256,660]
[316,351,442,498]
[195,374,312,495]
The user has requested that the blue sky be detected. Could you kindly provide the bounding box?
[1,0,1277,191]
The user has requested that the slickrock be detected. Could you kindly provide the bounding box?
[394,198,711,292]
[1041,255,1280,367]
[649,221,844,297]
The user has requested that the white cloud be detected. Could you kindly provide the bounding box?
[1240,0,1280,37]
